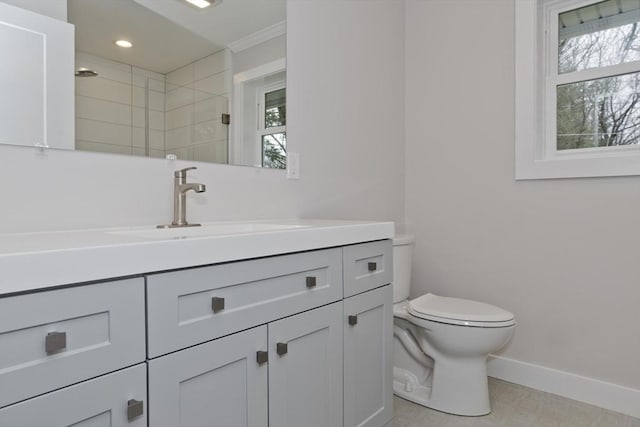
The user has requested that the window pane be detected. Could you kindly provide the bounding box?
[265,88,286,128]
[262,132,286,169]
[557,72,640,150]
[558,1,640,74]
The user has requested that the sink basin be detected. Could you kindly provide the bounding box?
[108,222,307,240]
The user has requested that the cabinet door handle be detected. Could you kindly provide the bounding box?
[348,315,358,326]
[306,276,317,288]
[276,342,288,355]
[127,399,144,421]
[256,350,269,365]
[368,262,377,272]
[45,331,67,355]
[211,297,225,313]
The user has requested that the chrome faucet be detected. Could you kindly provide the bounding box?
[158,167,206,228]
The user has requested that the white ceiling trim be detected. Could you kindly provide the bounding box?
[227,20,285,53]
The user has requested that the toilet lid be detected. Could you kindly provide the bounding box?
[408,294,514,324]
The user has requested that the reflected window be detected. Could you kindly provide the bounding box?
[259,86,286,169]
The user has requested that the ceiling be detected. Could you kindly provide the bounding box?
[68,0,286,74]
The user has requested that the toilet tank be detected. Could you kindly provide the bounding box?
[392,234,415,303]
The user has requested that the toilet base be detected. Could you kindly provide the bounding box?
[392,358,491,417]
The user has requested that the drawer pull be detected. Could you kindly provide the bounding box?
[348,315,358,326]
[211,297,225,313]
[306,276,317,288]
[368,262,377,272]
[256,350,269,364]
[276,342,288,356]
[45,331,67,355]
[127,399,144,421]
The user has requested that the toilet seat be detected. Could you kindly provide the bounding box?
[408,294,515,328]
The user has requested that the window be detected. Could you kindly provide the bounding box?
[515,0,640,179]
[231,59,286,169]
[259,86,286,169]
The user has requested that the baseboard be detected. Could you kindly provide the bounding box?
[487,355,640,418]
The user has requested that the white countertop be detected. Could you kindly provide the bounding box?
[0,219,394,295]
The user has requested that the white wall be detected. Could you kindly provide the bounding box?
[405,0,640,394]
[0,0,405,234]
[233,34,286,75]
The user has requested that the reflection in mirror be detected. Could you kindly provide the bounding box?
[67,0,286,168]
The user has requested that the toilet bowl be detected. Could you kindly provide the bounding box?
[392,235,515,416]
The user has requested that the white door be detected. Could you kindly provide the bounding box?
[268,302,343,427]
[148,325,268,427]
[0,2,73,149]
[343,285,393,427]
[0,364,147,427]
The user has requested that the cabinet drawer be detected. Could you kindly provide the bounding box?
[147,248,343,357]
[0,279,146,408]
[0,363,147,427]
[343,240,392,297]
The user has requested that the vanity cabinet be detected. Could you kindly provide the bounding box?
[148,302,343,427]
[268,302,343,427]
[0,278,147,427]
[0,238,393,427]
[343,241,394,427]
[148,326,269,427]
[0,364,147,427]
[343,285,393,427]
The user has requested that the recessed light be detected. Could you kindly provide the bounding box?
[184,0,211,8]
[115,40,133,48]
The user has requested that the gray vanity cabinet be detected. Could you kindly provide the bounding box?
[148,326,269,427]
[343,242,394,427]
[269,302,344,427]
[0,239,393,427]
[343,285,393,427]
[0,278,146,409]
[148,302,344,427]
[0,364,147,427]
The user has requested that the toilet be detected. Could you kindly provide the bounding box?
[392,235,515,416]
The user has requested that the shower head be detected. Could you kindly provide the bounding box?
[75,68,98,77]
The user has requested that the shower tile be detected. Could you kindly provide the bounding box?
[76,77,131,105]
[194,49,231,81]
[76,119,131,146]
[75,96,131,126]
[166,105,193,130]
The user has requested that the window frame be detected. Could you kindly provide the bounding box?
[515,0,640,179]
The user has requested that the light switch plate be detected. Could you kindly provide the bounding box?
[287,152,300,179]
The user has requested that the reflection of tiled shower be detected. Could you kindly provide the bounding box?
[74,50,231,163]
[164,50,231,163]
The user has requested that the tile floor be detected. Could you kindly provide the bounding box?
[392,378,640,427]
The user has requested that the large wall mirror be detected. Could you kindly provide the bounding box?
[5,0,286,169]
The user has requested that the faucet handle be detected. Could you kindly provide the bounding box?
[175,166,197,178]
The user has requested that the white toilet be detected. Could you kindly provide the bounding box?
[392,235,515,416]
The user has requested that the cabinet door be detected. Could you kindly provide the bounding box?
[344,285,393,427]
[0,2,73,149]
[148,325,268,427]
[268,302,343,427]
[0,364,147,427]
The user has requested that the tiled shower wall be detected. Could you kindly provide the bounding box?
[75,49,231,163]
[75,51,165,157]
[165,49,231,163]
